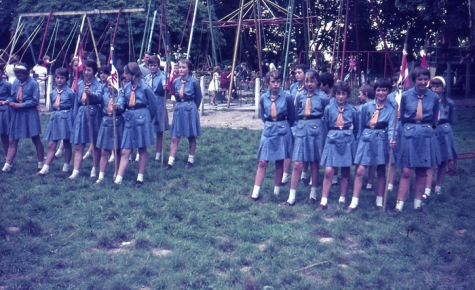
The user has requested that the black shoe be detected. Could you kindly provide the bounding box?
[284,201,295,207]
[390,208,401,217]
[134,180,143,188]
[338,201,345,210]
[185,162,194,168]
[164,164,173,170]
[415,207,426,217]
[346,206,358,213]
[300,178,309,186]
[308,197,317,205]
[250,195,260,201]
[315,204,328,211]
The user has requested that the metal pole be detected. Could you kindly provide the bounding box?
[9,16,23,59]
[147,10,157,52]
[207,1,218,67]
[140,0,153,61]
[283,0,295,87]
[227,0,246,108]
[186,0,200,60]
[340,0,350,81]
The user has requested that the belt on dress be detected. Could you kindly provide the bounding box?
[54,106,71,111]
[128,104,147,110]
[365,123,387,130]
[267,116,288,122]
[300,116,322,120]
[437,120,450,125]
[328,126,351,130]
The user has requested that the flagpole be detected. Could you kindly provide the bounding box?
[147,11,157,52]
[186,0,199,59]
[86,16,101,67]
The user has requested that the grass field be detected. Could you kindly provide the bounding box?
[1,101,475,289]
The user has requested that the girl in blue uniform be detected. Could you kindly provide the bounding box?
[145,55,169,162]
[95,77,124,184]
[165,59,202,169]
[251,70,295,201]
[69,59,104,179]
[0,60,12,155]
[392,67,439,216]
[114,62,158,187]
[315,81,358,211]
[282,64,308,186]
[347,79,397,211]
[423,76,457,199]
[286,70,327,206]
[38,68,76,175]
[1,63,44,172]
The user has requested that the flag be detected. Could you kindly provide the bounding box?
[73,44,85,92]
[398,50,410,90]
[109,46,119,92]
[420,49,428,69]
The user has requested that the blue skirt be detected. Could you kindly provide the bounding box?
[9,106,42,139]
[170,101,201,137]
[43,110,74,141]
[96,115,124,150]
[292,118,325,162]
[320,129,356,167]
[0,105,11,135]
[71,105,103,144]
[435,123,458,162]
[354,128,390,166]
[397,123,439,168]
[153,96,169,133]
[121,108,154,149]
[256,120,293,161]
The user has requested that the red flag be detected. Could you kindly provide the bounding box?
[420,49,428,69]
[398,51,410,90]
[72,44,85,92]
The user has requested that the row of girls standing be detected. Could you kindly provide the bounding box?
[1,56,202,187]
[251,66,454,216]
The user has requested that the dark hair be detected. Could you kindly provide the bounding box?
[124,62,141,78]
[319,72,334,88]
[179,59,193,72]
[294,64,309,72]
[359,84,375,99]
[411,66,430,82]
[391,73,400,85]
[265,70,282,84]
[9,55,19,64]
[37,59,44,65]
[333,81,350,95]
[148,55,160,65]
[373,78,392,93]
[304,70,319,83]
[98,66,110,75]
[84,59,98,74]
[143,51,152,56]
[55,68,69,81]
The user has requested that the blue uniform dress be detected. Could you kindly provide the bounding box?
[43,87,76,141]
[119,80,158,149]
[435,97,458,162]
[8,77,42,139]
[144,71,169,133]
[397,88,439,168]
[354,99,397,166]
[71,79,103,144]
[292,90,328,162]
[171,75,202,137]
[0,78,12,135]
[96,89,124,150]
[320,102,359,167]
[256,89,295,161]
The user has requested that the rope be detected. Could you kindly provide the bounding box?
[179,0,194,49]
[61,21,79,66]
[14,20,43,59]
[45,18,59,58]
[98,21,112,53]
[38,12,53,60]
[19,20,44,61]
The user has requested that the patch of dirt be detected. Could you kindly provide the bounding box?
[168,107,262,130]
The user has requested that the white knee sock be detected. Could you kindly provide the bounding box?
[349,197,359,208]
[39,164,49,174]
[274,186,280,196]
[310,187,318,199]
[188,155,195,164]
[137,173,144,182]
[414,199,422,209]
[168,156,175,166]
[251,185,260,198]
[376,196,383,207]
[320,197,328,206]
[287,189,296,204]
[62,163,69,172]
[395,200,404,211]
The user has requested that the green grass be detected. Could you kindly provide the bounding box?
[1,105,475,289]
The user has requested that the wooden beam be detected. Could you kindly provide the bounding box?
[20,8,144,17]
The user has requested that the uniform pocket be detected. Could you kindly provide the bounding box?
[135,113,146,126]
[439,124,452,134]
[308,123,322,137]
[403,124,416,138]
